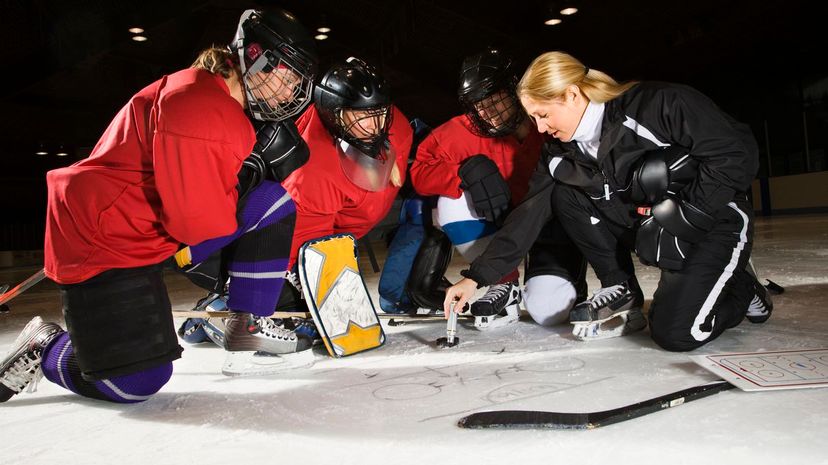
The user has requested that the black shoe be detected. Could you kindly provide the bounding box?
[470,280,522,317]
[570,280,644,324]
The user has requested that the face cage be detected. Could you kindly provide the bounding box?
[243,50,314,122]
[463,89,524,138]
[335,106,394,159]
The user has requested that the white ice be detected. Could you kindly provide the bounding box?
[1,215,827,465]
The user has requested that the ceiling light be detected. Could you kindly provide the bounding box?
[56,151,69,157]
[132,35,148,42]
[35,150,48,156]
[314,34,328,40]
[128,27,145,34]
[317,27,331,33]
[560,7,578,15]
[544,18,562,25]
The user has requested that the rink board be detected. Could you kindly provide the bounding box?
[690,349,828,391]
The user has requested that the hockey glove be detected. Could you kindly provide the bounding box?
[252,120,310,182]
[236,153,267,200]
[458,154,511,224]
[635,196,716,271]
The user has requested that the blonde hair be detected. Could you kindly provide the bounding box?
[517,51,637,104]
[191,47,238,79]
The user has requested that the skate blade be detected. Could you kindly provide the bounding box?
[572,311,646,341]
[221,349,315,377]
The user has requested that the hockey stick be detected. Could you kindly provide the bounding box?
[172,310,311,319]
[457,379,735,430]
[0,268,47,311]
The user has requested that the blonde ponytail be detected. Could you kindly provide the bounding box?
[517,51,637,104]
[191,47,238,79]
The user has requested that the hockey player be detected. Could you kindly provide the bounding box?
[446,51,773,351]
[0,8,317,403]
[409,49,586,330]
[275,57,413,310]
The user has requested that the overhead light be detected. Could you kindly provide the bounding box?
[560,7,578,15]
[35,150,48,156]
[317,27,331,33]
[544,18,562,25]
[132,35,148,42]
[128,27,145,34]
[56,149,69,157]
[314,34,328,40]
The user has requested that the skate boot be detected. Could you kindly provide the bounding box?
[177,292,228,344]
[1,317,64,402]
[570,279,645,341]
[746,276,773,324]
[470,280,522,331]
[285,318,322,346]
[222,312,314,376]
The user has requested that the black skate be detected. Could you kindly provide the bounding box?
[0,317,64,402]
[470,280,521,331]
[746,276,773,324]
[570,280,645,341]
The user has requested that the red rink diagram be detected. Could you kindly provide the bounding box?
[690,349,828,391]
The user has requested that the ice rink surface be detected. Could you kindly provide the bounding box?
[1,214,826,465]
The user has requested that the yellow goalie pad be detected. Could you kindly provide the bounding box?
[298,234,385,357]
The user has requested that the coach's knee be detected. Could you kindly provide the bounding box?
[524,275,577,326]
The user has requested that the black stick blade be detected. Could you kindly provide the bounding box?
[458,380,734,429]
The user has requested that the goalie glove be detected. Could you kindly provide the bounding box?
[458,154,511,223]
[635,196,716,271]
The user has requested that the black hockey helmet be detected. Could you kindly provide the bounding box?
[313,57,393,158]
[457,48,524,137]
[230,8,319,121]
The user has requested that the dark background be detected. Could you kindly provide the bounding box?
[1,0,826,250]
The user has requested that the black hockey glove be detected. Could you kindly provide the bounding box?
[635,195,716,271]
[252,120,310,182]
[458,154,511,224]
[236,153,266,200]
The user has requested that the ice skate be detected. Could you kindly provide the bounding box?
[470,280,521,331]
[177,292,228,344]
[222,312,314,376]
[570,280,645,341]
[745,275,773,324]
[0,317,64,402]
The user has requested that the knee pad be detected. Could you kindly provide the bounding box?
[524,275,577,326]
[406,226,453,310]
[60,264,183,380]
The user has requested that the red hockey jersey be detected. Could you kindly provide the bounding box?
[410,115,543,204]
[44,69,255,284]
[283,104,413,267]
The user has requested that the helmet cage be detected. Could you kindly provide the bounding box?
[234,10,316,121]
[461,82,524,138]
[334,105,394,158]
[241,48,314,121]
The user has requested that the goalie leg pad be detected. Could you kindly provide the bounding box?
[60,263,182,381]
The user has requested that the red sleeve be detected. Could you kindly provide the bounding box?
[286,172,346,267]
[409,127,463,199]
[153,131,243,245]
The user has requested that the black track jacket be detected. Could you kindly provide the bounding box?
[463,81,759,287]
